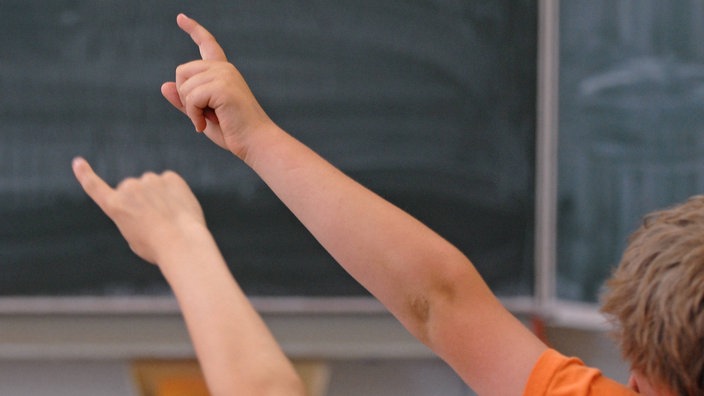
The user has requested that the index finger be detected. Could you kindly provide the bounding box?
[72,157,114,212]
[177,13,227,61]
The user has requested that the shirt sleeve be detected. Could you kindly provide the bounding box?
[523,348,637,396]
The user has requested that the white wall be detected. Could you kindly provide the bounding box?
[0,320,630,396]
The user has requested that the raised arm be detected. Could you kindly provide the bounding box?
[72,158,304,396]
[165,14,547,395]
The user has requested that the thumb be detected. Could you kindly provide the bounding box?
[161,82,186,114]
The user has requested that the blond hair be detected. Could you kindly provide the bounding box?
[600,195,704,395]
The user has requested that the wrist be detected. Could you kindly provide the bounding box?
[152,221,215,272]
[234,121,287,168]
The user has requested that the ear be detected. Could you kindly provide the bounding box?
[627,373,640,392]
[629,371,675,396]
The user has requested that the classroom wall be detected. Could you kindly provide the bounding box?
[0,324,629,396]
[0,306,631,396]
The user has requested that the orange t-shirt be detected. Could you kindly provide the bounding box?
[523,349,637,395]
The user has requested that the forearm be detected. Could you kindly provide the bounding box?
[156,223,304,396]
[240,124,493,341]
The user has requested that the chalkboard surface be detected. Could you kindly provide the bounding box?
[558,0,704,302]
[0,1,536,297]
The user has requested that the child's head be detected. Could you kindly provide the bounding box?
[601,195,704,395]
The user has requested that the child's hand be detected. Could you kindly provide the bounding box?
[161,13,272,158]
[72,157,206,265]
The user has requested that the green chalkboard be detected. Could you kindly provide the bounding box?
[0,1,537,297]
[558,0,704,302]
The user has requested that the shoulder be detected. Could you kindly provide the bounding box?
[523,349,637,396]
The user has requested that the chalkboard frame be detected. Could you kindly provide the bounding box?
[0,0,541,313]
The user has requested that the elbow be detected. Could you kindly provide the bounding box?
[404,248,480,349]
[408,293,434,346]
[407,283,460,348]
[406,264,465,346]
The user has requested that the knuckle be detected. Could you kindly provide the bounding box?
[175,63,187,75]
[116,177,136,190]
[162,170,179,180]
[141,171,158,181]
